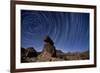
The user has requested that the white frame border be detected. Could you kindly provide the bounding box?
[15,4,94,69]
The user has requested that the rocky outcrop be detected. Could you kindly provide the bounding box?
[37,35,56,61]
[25,47,37,57]
[21,47,37,62]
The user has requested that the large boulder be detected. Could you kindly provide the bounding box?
[43,35,56,57]
[38,35,56,61]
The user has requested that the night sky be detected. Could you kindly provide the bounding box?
[21,10,89,52]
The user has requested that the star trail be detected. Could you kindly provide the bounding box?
[21,10,89,52]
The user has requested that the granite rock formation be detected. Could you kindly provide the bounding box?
[37,35,56,61]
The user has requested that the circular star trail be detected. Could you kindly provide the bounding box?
[21,10,89,52]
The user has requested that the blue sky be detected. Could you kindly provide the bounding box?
[21,10,89,52]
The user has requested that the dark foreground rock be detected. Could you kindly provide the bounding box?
[21,47,37,62]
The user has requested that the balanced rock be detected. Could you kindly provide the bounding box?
[38,35,56,61]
